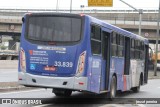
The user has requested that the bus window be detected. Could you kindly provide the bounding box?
[118,35,124,57]
[116,34,120,45]
[91,25,101,40]
[112,32,116,44]
[135,50,140,59]
[131,39,135,48]
[27,16,81,42]
[111,32,118,56]
[91,25,101,55]
[131,49,135,59]
[119,35,124,46]
[111,44,117,56]
[91,40,101,55]
[131,39,135,59]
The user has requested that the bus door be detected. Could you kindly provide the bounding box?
[123,37,131,91]
[144,45,149,84]
[101,27,112,91]
[124,37,130,75]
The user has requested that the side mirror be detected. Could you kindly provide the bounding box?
[22,17,25,23]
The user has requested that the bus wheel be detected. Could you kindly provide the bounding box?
[53,89,72,97]
[108,76,117,100]
[63,90,72,96]
[132,78,141,93]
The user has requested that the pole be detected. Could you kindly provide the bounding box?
[70,0,72,13]
[119,0,138,11]
[154,0,160,76]
[56,0,58,12]
[119,0,142,36]
[139,9,143,36]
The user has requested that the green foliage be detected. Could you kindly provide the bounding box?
[0,45,7,50]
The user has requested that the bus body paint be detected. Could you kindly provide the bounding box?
[18,13,149,94]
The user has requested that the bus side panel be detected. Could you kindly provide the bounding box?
[87,57,92,92]
[108,58,115,91]
[136,60,145,85]
[115,58,125,91]
[130,60,137,87]
[89,57,102,93]
[122,75,132,91]
[130,59,144,88]
[109,57,125,91]
[100,60,106,91]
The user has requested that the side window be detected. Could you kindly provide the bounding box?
[119,35,124,45]
[91,25,101,40]
[112,44,117,56]
[132,40,145,60]
[131,39,135,48]
[140,42,145,59]
[118,35,124,57]
[112,32,116,44]
[131,49,135,59]
[118,46,123,57]
[91,25,101,55]
[112,33,124,57]
[91,41,101,55]
[111,32,117,56]
[135,40,139,49]
[116,34,120,45]
[131,39,135,59]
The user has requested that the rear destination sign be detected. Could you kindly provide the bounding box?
[37,46,66,51]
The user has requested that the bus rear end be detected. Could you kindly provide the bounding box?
[18,13,88,96]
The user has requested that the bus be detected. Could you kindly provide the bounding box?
[18,13,149,99]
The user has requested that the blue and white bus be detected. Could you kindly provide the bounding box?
[18,13,149,98]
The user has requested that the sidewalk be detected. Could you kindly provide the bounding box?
[0,69,35,92]
[0,82,36,92]
[148,70,160,79]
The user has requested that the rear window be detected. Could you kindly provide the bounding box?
[27,16,82,42]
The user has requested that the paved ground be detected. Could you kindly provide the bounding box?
[0,69,159,107]
[148,70,160,79]
[0,69,34,91]
[0,79,160,107]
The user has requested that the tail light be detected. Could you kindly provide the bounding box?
[76,51,86,76]
[20,48,26,72]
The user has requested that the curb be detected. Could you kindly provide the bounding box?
[0,85,37,93]
[0,87,34,92]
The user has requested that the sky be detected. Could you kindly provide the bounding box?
[0,0,159,10]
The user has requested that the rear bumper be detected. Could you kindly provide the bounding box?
[18,72,88,91]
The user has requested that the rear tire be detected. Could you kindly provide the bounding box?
[53,89,72,97]
[108,76,117,100]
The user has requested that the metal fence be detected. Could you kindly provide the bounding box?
[0,9,158,26]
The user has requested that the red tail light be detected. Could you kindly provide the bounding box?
[76,51,86,76]
[20,48,26,72]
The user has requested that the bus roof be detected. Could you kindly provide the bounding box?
[85,14,149,45]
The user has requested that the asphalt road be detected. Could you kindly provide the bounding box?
[0,79,159,107]
[0,69,159,107]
